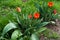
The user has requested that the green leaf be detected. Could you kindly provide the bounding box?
[40,22,49,27]
[2,22,17,36]
[30,34,39,40]
[34,2,43,13]
[16,15,21,25]
[11,30,22,40]
[37,22,49,27]
[19,38,24,40]
[35,27,47,34]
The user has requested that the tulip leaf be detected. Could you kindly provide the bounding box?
[19,38,24,40]
[11,30,22,40]
[2,22,17,36]
[36,22,49,28]
[40,22,49,27]
[35,27,47,34]
[30,34,39,40]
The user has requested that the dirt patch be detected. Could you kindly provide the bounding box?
[40,19,60,40]
[47,19,60,34]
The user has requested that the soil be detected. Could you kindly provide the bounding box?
[47,19,60,34]
[40,19,60,40]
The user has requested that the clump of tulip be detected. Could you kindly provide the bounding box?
[35,1,58,21]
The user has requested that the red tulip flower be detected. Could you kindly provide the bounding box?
[16,7,21,12]
[48,2,54,7]
[34,12,40,19]
[53,9,57,14]
[28,14,32,18]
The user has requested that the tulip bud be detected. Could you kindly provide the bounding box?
[16,7,21,12]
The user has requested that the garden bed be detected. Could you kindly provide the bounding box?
[0,0,60,40]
